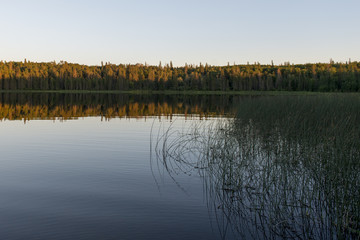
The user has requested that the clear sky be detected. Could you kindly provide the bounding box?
[1,0,359,66]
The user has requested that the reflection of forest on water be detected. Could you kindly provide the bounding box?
[0,93,241,121]
[155,94,360,239]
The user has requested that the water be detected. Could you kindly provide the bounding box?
[0,93,359,240]
[0,116,223,239]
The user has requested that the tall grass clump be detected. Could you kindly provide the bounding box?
[154,93,360,239]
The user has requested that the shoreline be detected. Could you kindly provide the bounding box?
[0,90,357,95]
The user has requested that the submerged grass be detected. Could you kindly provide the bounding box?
[154,94,360,239]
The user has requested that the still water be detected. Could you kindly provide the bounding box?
[0,93,237,240]
[0,93,359,240]
[0,117,223,239]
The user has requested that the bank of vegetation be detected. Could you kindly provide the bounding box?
[155,94,360,239]
[0,60,359,91]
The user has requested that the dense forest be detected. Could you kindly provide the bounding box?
[0,60,359,92]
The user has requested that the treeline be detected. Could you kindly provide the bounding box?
[0,60,359,91]
[0,93,239,120]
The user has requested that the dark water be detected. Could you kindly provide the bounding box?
[0,93,359,240]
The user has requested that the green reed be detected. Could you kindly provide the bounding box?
[154,94,360,239]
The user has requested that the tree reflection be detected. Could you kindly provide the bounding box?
[0,93,239,121]
[154,94,360,239]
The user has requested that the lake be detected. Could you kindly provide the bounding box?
[0,93,359,240]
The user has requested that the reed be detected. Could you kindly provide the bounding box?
[154,94,360,239]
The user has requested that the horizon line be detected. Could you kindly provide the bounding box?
[0,58,358,68]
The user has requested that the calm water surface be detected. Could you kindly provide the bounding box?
[0,93,359,240]
[0,117,228,240]
[0,93,239,240]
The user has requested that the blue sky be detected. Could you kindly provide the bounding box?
[1,0,359,66]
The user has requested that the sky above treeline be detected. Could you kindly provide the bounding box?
[1,0,359,66]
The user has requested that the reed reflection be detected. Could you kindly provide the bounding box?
[154,94,360,239]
